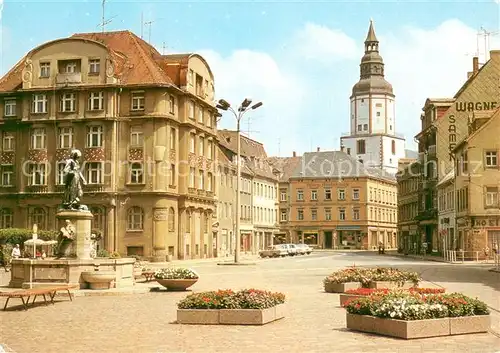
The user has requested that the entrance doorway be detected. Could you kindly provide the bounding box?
[324,231,333,248]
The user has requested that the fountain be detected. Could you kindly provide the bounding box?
[9,149,135,289]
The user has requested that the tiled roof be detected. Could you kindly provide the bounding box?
[245,157,278,181]
[72,31,173,85]
[217,130,268,158]
[217,143,253,176]
[290,150,396,183]
[267,156,302,182]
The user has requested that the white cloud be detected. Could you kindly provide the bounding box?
[293,22,358,63]
[200,19,493,157]
[198,49,305,156]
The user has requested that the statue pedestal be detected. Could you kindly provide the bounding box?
[56,210,93,259]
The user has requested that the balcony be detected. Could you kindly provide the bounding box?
[56,73,82,86]
[415,208,437,221]
[25,185,49,193]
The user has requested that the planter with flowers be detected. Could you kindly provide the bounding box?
[177,289,286,325]
[367,268,420,289]
[154,267,199,291]
[339,287,445,306]
[343,291,490,339]
[323,268,363,293]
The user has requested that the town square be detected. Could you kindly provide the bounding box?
[1,0,500,352]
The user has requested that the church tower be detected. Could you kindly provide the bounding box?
[340,20,406,174]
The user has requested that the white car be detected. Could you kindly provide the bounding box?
[295,244,312,255]
[283,244,298,256]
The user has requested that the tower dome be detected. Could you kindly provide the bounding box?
[351,20,393,97]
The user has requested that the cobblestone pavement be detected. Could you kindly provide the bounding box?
[1,252,500,353]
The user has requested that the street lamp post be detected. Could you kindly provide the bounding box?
[216,98,263,263]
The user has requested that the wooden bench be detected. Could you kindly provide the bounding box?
[0,284,79,311]
[142,271,156,282]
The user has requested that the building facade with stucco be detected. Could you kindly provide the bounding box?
[0,30,219,260]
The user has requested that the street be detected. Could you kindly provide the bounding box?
[1,251,500,353]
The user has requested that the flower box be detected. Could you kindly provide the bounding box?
[177,309,220,325]
[177,304,286,325]
[340,294,363,306]
[368,281,416,290]
[346,313,450,339]
[449,315,490,335]
[324,281,361,293]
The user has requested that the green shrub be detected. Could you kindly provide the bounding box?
[96,249,110,258]
[0,228,58,246]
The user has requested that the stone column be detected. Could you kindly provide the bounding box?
[152,208,168,261]
[56,210,93,259]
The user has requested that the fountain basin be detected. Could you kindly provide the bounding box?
[81,271,116,289]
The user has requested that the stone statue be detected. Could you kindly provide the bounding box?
[56,220,75,258]
[62,149,88,211]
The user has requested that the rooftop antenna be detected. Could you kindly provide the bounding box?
[162,42,167,55]
[244,115,259,138]
[97,0,115,32]
[277,137,281,157]
[478,26,499,62]
[141,12,144,39]
[144,20,155,44]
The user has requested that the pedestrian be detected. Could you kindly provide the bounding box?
[11,244,21,260]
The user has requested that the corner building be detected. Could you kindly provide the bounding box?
[0,31,219,260]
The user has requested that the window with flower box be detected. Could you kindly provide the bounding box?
[4,99,16,117]
[131,91,145,111]
[86,162,103,184]
[31,128,46,149]
[58,127,73,149]
[60,93,76,112]
[127,206,143,230]
[129,162,144,184]
[87,125,103,147]
[1,165,13,186]
[0,208,13,228]
[2,132,14,151]
[88,92,104,111]
[32,94,47,114]
[29,163,46,185]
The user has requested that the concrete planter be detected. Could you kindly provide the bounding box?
[177,304,286,325]
[368,281,417,290]
[449,315,490,335]
[81,271,116,290]
[156,278,198,291]
[346,313,449,339]
[324,281,361,293]
[339,294,363,306]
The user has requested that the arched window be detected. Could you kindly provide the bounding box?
[168,207,175,232]
[30,207,46,230]
[127,206,144,230]
[0,208,13,228]
[186,211,191,233]
[90,206,105,231]
[391,140,396,155]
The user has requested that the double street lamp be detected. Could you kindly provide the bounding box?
[216,98,263,263]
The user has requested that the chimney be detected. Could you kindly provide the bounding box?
[292,151,296,157]
[340,145,344,152]
[472,57,479,74]
[316,147,320,152]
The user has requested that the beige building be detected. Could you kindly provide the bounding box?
[0,31,219,260]
[288,150,398,250]
[437,169,455,251]
[452,108,500,255]
[396,160,420,253]
[268,152,302,243]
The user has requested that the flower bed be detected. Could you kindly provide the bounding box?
[324,267,421,293]
[177,289,286,325]
[339,288,446,306]
[343,291,490,339]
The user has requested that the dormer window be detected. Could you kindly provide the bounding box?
[40,63,50,78]
[89,59,100,74]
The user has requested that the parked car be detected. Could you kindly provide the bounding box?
[283,243,298,256]
[295,244,312,255]
[259,245,288,258]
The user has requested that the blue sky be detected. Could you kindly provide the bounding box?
[1,0,500,156]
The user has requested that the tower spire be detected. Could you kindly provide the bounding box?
[364,19,379,52]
